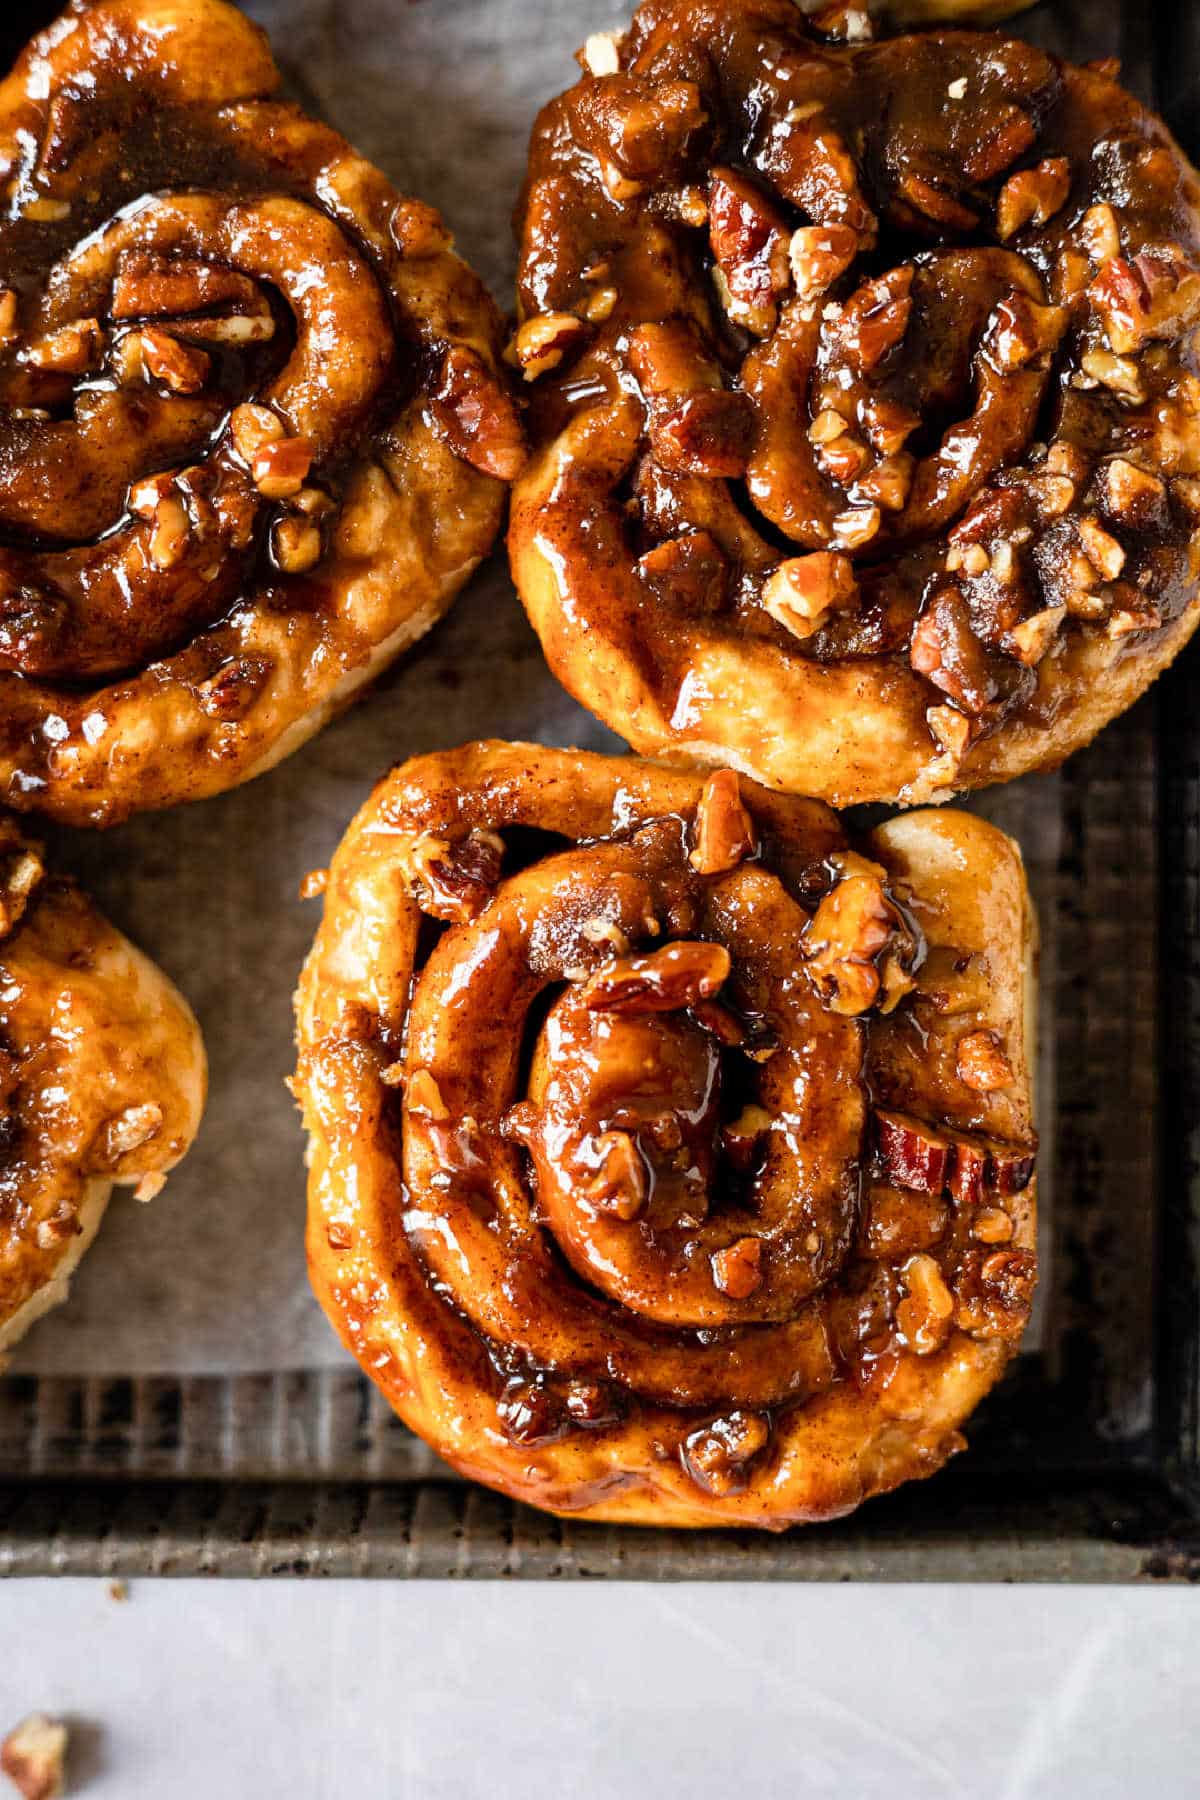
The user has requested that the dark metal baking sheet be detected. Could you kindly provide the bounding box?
[0,0,1197,1579]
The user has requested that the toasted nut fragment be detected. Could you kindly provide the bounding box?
[1098,458,1167,529]
[761,552,858,640]
[272,513,323,575]
[1107,604,1163,638]
[956,1028,1014,1092]
[836,266,913,373]
[24,317,103,373]
[35,1202,80,1249]
[1077,516,1125,580]
[299,867,328,901]
[973,1208,1015,1245]
[861,395,919,456]
[857,452,915,514]
[195,654,271,721]
[788,223,857,302]
[1079,347,1145,401]
[229,402,284,463]
[711,1236,764,1299]
[897,169,978,232]
[1008,605,1065,666]
[407,1069,449,1119]
[911,588,996,715]
[580,916,631,956]
[1090,251,1200,354]
[708,166,791,335]
[512,311,587,380]
[897,1253,954,1355]
[996,157,1071,241]
[831,505,881,550]
[430,345,527,482]
[106,1101,163,1160]
[926,703,971,761]
[650,389,755,478]
[147,494,190,570]
[1026,471,1076,520]
[690,769,757,875]
[583,284,618,323]
[251,436,314,499]
[816,431,870,485]
[1079,202,1121,267]
[582,30,622,75]
[1,1714,67,1800]
[584,941,731,1013]
[388,196,452,259]
[804,860,899,1016]
[986,293,1067,372]
[721,1103,772,1171]
[809,408,849,446]
[682,1410,770,1496]
[638,531,728,615]
[0,289,18,344]
[588,1130,647,1220]
[600,158,644,202]
[875,1110,950,1192]
[402,828,504,923]
[138,326,209,394]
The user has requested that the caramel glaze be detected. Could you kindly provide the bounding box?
[0,0,522,825]
[0,816,206,1354]
[296,742,1036,1528]
[509,0,1200,805]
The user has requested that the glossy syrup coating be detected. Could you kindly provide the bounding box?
[0,818,207,1355]
[509,0,1200,805]
[0,0,522,826]
[295,742,1036,1528]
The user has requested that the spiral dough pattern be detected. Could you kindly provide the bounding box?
[0,0,521,824]
[509,0,1200,805]
[296,742,1037,1527]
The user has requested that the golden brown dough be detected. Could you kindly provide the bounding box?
[0,818,206,1356]
[0,0,521,825]
[295,742,1036,1529]
[509,1,1200,805]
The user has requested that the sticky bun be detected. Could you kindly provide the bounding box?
[510,0,1200,804]
[0,0,520,825]
[296,742,1036,1528]
[0,818,206,1356]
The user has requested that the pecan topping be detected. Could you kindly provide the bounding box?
[995,157,1071,241]
[711,1235,764,1299]
[788,223,857,303]
[897,1253,954,1355]
[1,1715,67,1800]
[708,167,791,335]
[138,325,210,394]
[402,828,504,923]
[690,769,757,875]
[638,531,728,614]
[251,436,314,500]
[803,857,914,1016]
[761,553,858,642]
[430,346,527,482]
[682,1410,770,1495]
[584,942,731,1013]
[512,311,587,381]
[911,590,997,716]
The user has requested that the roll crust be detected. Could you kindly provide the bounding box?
[0,0,520,825]
[0,819,206,1356]
[296,742,1037,1529]
[510,1,1200,804]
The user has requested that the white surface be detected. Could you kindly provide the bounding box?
[1,1581,1197,1798]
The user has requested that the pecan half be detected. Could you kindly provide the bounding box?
[690,769,757,875]
[708,167,791,335]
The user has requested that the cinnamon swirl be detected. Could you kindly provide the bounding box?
[296,742,1036,1528]
[509,1,1200,804]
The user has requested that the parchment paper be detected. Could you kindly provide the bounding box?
[11,0,1061,1375]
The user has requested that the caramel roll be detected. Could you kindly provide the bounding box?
[0,0,520,824]
[295,743,1036,1528]
[510,1,1200,804]
[0,818,206,1355]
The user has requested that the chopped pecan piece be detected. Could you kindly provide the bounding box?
[761,552,858,641]
[711,1236,764,1299]
[638,531,728,615]
[690,769,757,875]
[112,250,258,319]
[429,346,527,481]
[985,292,1067,373]
[651,389,755,477]
[1007,605,1065,666]
[1089,251,1200,354]
[996,157,1071,241]
[251,436,313,500]
[138,326,209,394]
[1079,202,1121,267]
[23,318,103,374]
[271,513,323,575]
[788,223,857,303]
[910,589,997,715]
[511,311,587,381]
[229,402,283,464]
[835,266,913,373]
[588,1130,648,1220]
[1,1715,67,1800]
[195,655,271,721]
[804,858,910,1016]
[682,1410,770,1496]
[897,1253,954,1355]
[973,1207,1014,1245]
[402,828,504,923]
[956,1028,1014,1092]
[708,167,791,335]
[584,941,731,1013]
[1077,515,1125,580]
[581,30,622,76]
[1097,458,1167,530]
[389,196,452,259]
[832,505,881,550]
[875,1109,950,1193]
[1079,347,1145,401]
[721,1103,771,1171]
